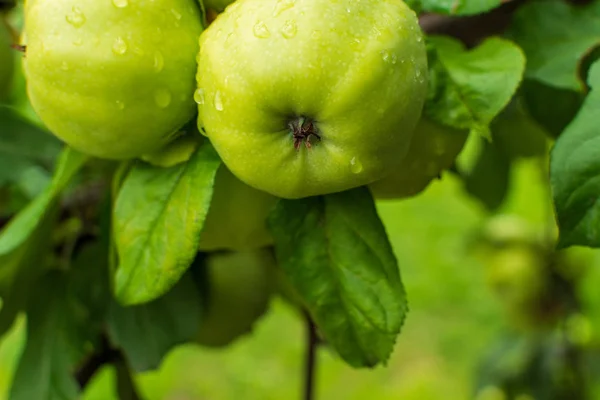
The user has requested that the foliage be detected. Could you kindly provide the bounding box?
[2,0,600,399]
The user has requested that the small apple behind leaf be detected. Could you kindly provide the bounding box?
[369,118,468,199]
[23,0,203,160]
[196,0,428,199]
[0,22,14,101]
[194,248,275,347]
[198,165,278,251]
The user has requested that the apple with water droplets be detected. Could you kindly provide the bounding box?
[196,0,428,199]
[198,165,278,251]
[194,248,274,347]
[22,0,203,159]
[369,118,468,199]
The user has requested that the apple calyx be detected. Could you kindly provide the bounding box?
[288,116,321,151]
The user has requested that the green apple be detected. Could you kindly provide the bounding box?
[369,118,468,199]
[196,0,428,199]
[195,248,274,347]
[23,0,203,160]
[198,165,278,251]
[203,0,234,12]
[0,22,14,101]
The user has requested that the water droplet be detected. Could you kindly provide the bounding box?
[273,0,295,17]
[112,0,128,8]
[214,91,224,111]
[133,46,144,56]
[153,51,164,72]
[281,20,297,38]
[60,61,69,71]
[116,100,125,110]
[171,9,182,20]
[416,35,422,42]
[194,88,205,105]
[253,21,271,38]
[381,50,397,64]
[154,89,172,108]
[112,37,128,55]
[73,38,83,46]
[311,30,321,39]
[416,69,421,77]
[350,157,363,174]
[65,6,86,27]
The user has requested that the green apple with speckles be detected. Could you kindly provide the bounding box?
[196,0,428,199]
[369,118,468,199]
[23,0,203,159]
[195,248,274,347]
[199,165,278,251]
[0,22,14,101]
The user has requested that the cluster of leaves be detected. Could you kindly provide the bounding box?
[1,0,600,399]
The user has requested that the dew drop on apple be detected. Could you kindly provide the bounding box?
[273,0,295,17]
[116,100,125,110]
[281,20,297,39]
[350,157,363,174]
[171,9,183,20]
[154,89,172,108]
[112,37,128,55]
[253,21,271,39]
[194,88,205,105]
[65,6,86,27]
[214,91,224,111]
[73,37,83,46]
[153,51,164,72]
[60,61,69,71]
[112,0,128,8]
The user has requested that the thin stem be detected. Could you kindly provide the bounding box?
[115,355,142,400]
[304,313,319,400]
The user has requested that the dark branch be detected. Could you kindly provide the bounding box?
[75,334,119,389]
[304,313,319,400]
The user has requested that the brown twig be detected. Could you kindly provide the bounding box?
[304,313,319,400]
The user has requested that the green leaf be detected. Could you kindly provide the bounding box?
[0,147,88,255]
[113,142,220,305]
[520,80,584,139]
[107,270,202,372]
[0,106,62,165]
[406,0,501,15]
[0,201,59,337]
[491,98,549,160]
[425,36,525,138]
[508,0,600,91]
[551,61,600,248]
[463,137,512,212]
[9,271,84,400]
[267,187,407,368]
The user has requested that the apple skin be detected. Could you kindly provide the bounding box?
[203,0,234,12]
[23,0,203,160]
[196,0,428,199]
[198,165,278,251]
[369,118,468,199]
[195,248,274,347]
[0,22,14,101]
